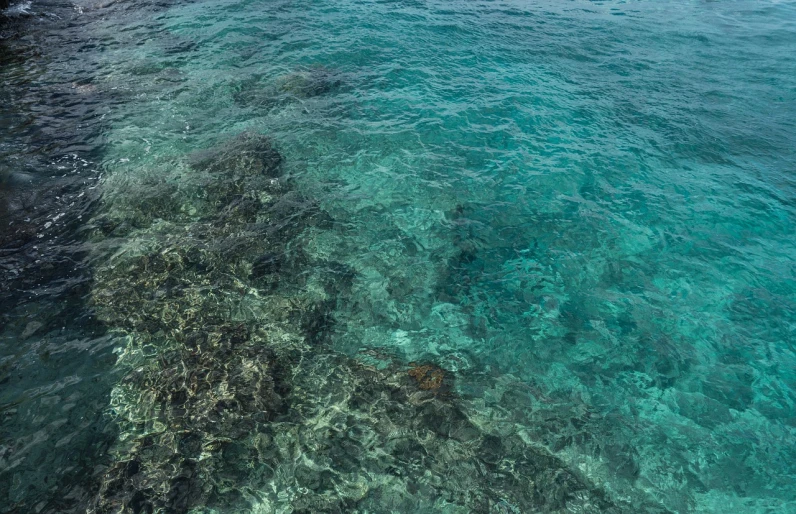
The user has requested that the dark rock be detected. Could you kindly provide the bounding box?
[217,194,261,223]
[178,433,202,460]
[188,132,282,178]
[123,460,141,479]
[250,252,282,278]
[277,67,342,98]
[128,490,154,514]
[165,476,201,512]
[602,443,641,481]
[479,434,504,464]
[300,301,336,345]
[233,67,344,108]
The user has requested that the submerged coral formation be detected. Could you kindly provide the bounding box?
[84,131,660,513]
[87,132,320,512]
[5,0,796,511]
[408,362,447,393]
[232,66,344,110]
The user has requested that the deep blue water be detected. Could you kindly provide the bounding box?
[1,0,795,512]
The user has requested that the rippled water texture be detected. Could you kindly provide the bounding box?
[2,0,796,512]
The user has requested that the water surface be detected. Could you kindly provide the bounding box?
[1,0,795,512]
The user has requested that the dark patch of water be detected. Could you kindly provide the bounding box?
[0,1,185,511]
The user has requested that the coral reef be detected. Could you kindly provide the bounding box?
[273,67,342,99]
[232,66,344,110]
[408,362,447,393]
[85,131,661,513]
[87,132,322,513]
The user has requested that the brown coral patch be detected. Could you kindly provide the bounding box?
[408,362,447,392]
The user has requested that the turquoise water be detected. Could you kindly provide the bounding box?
[2,0,796,512]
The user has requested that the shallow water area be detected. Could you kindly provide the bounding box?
[2,0,796,512]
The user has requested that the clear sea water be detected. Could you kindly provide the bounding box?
[1,0,795,512]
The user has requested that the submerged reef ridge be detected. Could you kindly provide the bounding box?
[84,131,659,513]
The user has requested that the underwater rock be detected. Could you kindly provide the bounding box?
[408,362,448,393]
[93,326,288,514]
[298,299,336,345]
[188,132,282,179]
[602,443,641,481]
[88,131,327,513]
[216,195,261,224]
[86,129,658,513]
[249,252,282,278]
[274,66,342,98]
[93,133,289,235]
[240,352,630,513]
[233,66,344,108]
